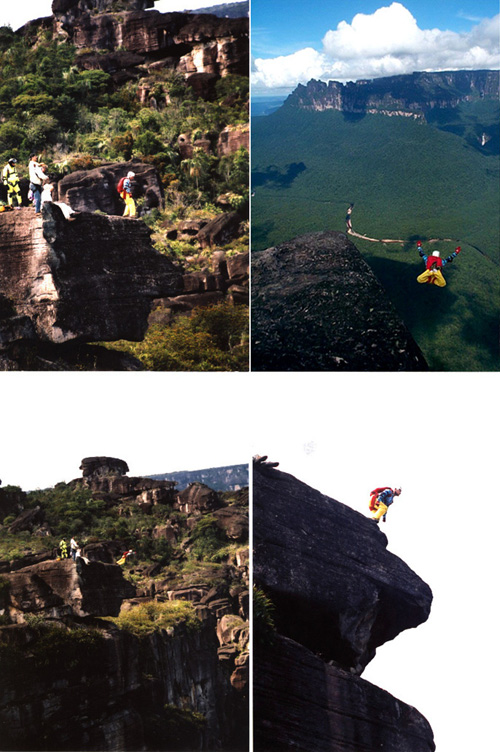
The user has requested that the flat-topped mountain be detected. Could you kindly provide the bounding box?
[285,70,499,119]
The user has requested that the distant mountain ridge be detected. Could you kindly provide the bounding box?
[191,2,248,18]
[150,463,248,491]
[286,70,499,120]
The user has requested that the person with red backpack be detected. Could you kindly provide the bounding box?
[416,241,461,287]
[118,171,136,218]
[369,486,402,523]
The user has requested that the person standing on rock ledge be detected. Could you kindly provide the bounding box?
[345,203,354,232]
[28,153,47,215]
[2,158,22,209]
[369,487,402,523]
[122,170,136,218]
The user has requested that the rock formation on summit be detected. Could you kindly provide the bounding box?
[253,458,435,751]
[47,0,249,89]
[251,231,428,371]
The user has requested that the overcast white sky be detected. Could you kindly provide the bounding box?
[250,371,499,752]
[0,373,249,489]
[252,1,500,93]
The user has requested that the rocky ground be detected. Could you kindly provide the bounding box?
[251,231,428,371]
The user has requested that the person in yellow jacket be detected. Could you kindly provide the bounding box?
[59,538,68,559]
[2,158,22,208]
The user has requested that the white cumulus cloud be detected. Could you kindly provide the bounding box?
[252,2,500,92]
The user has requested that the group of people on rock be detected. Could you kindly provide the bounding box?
[2,155,137,219]
[58,537,135,567]
[58,536,82,561]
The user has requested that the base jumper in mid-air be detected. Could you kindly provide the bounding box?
[416,241,461,287]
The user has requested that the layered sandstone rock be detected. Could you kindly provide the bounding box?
[57,160,163,215]
[53,6,248,80]
[252,231,428,371]
[3,558,135,622]
[177,482,221,515]
[253,459,434,751]
[0,204,181,346]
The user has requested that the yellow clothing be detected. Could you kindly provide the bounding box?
[417,269,446,287]
[2,164,21,207]
[123,194,136,217]
[372,502,388,521]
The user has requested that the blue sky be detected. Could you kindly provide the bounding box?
[252,1,500,92]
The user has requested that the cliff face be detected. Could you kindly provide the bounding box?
[253,459,434,751]
[0,456,249,751]
[0,204,181,347]
[251,231,428,371]
[47,0,249,87]
[286,70,500,118]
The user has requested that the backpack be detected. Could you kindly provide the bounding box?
[426,255,443,270]
[117,176,126,196]
[369,487,391,511]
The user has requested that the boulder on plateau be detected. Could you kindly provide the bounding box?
[253,460,433,673]
[251,231,428,371]
[80,456,130,479]
[0,204,182,347]
[57,161,163,216]
[177,482,221,515]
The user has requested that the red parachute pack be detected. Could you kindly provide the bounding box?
[116,176,126,196]
[369,487,392,511]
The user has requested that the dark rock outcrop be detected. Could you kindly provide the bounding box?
[3,558,135,622]
[80,456,130,479]
[177,482,221,515]
[57,160,163,216]
[253,459,434,751]
[0,204,181,348]
[254,462,432,672]
[251,231,428,371]
[51,6,249,81]
[255,635,435,752]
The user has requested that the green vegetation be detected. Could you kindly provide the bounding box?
[0,24,249,371]
[105,599,201,637]
[108,301,249,371]
[253,586,276,646]
[252,105,499,371]
[0,620,107,685]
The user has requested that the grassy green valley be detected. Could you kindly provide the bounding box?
[252,104,499,371]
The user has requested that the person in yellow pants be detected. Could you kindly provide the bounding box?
[122,171,136,218]
[416,241,461,287]
[370,487,402,523]
[2,158,22,208]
